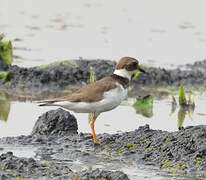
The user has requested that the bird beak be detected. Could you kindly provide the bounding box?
[138,67,146,73]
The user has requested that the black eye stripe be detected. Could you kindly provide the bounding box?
[127,61,138,68]
[130,62,138,66]
[125,61,139,71]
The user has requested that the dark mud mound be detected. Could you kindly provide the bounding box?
[32,108,78,136]
[0,151,72,179]
[1,59,206,94]
[1,124,206,178]
[33,124,206,178]
[5,59,116,92]
[0,152,128,180]
[66,168,129,180]
[136,60,206,87]
[98,125,206,176]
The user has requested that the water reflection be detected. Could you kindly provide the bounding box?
[0,91,10,122]
[133,95,154,118]
[170,96,177,116]
[0,88,204,138]
[170,92,196,129]
[177,105,195,129]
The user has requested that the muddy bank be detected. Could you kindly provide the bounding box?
[0,152,128,180]
[0,59,116,93]
[1,58,206,94]
[1,109,206,179]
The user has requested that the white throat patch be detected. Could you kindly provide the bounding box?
[113,69,133,80]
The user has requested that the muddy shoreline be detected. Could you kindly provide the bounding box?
[1,59,206,179]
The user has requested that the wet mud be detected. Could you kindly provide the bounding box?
[0,152,128,180]
[1,109,206,179]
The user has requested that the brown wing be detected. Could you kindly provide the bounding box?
[39,76,117,105]
[66,76,117,102]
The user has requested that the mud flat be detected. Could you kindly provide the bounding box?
[0,109,206,179]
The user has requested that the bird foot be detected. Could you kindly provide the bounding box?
[94,141,101,145]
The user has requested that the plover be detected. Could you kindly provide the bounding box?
[39,57,145,144]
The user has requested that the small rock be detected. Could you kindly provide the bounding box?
[31,108,78,136]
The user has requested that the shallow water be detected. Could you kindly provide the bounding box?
[0,91,206,138]
[1,0,206,68]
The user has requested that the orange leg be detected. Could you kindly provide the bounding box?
[90,116,100,145]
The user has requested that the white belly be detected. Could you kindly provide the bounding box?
[54,83,127,113]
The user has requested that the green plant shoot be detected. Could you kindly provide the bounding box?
[0,41,13,65]
[133,71,141,80]
[179,84,187,106]
[88,67,96,123]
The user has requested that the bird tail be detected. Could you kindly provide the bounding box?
[37,99,59,107]
[38,103,49,106]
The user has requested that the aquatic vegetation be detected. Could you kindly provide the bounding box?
[178,107,186,129]
[141,136,147,143]
[0,71,10,81]
[170,95,177,115]
[181,164,189,169]
[169,169,177,174]
[133,95,154,118]
[19,83,25,88]
[126,143,137,150]
[119,149,124,156]
[0,39,13,82]
[173,164,180,169]
[145,147,152,152]
[166,137,173,142]
[31,169,36,174]
[45,167,53,172]
[0,91,11,122]
[188,93,195,105]
[161,160,171,168]
[194,157,202,163]
[38,60,79,69]
[170,85,196,129]
[132,71,141,80]
[0,40,13,65]
[179,84,187,106]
